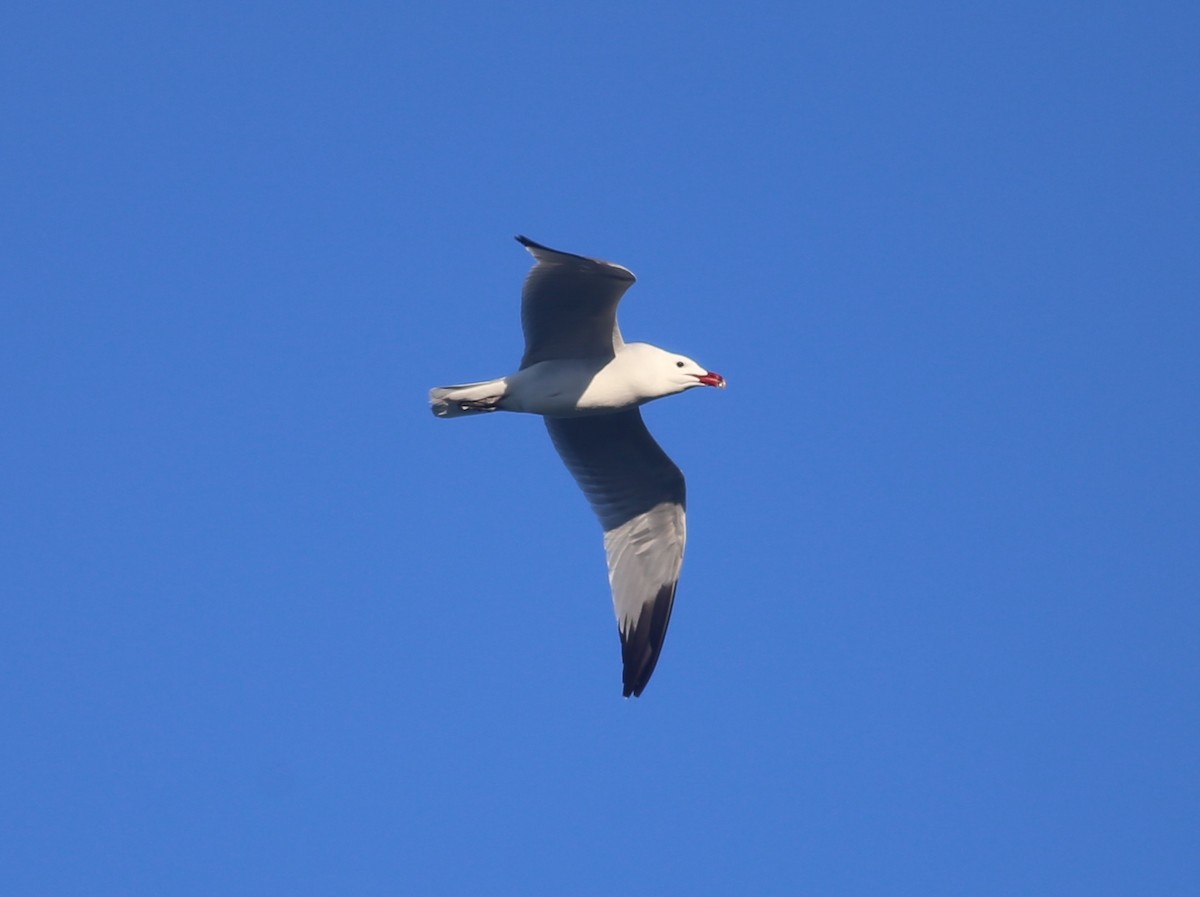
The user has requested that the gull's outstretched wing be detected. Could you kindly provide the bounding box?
[516,236,636,369]
[545,409,686,697]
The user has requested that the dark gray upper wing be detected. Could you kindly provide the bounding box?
[545,409,687,697]
[516,236,636,369]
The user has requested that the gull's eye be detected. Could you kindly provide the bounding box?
[675,360,685,368]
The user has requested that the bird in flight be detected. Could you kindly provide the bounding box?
[429,236,725,696]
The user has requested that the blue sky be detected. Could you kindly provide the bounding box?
[3,2,1197,894]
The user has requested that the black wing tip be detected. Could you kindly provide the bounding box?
[513,235,636,282]
[619,581,678,698]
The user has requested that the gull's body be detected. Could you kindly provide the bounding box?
[429,236,725,696]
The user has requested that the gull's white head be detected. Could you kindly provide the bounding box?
[621,342,727,401]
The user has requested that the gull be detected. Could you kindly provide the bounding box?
[429,236,725,696]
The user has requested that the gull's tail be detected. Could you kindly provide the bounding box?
[429,377,508,418]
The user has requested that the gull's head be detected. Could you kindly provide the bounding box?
[624,343,727,400]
